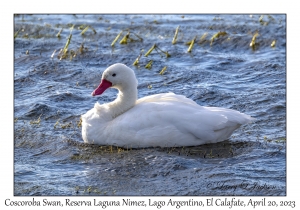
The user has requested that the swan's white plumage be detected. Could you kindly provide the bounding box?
[82,63,254,148]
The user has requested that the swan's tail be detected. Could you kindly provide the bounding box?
[240,113,256,125]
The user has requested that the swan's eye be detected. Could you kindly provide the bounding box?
[112,73,116,77]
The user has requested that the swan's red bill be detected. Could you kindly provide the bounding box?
[92,79,112,96]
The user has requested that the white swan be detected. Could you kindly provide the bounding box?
[82,63,254,148]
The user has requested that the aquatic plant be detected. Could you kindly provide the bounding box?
[144,44,156,57]
[145,60,153,69]
[250,31,259,49]
[132,52,143,66]
[187,36,197,52]
[56,28,63,38]
[14,28,21,39]
[119,32,130,44]
[111,30,123,46]
[30,114,42,125]
[172,26,180,44]
[80,26,89,35]
[271,40,276,47]
[54,119,60,128]
[210,31,227,46]
[145,44,170,58]
[111,29,142,46]
[159,66,167,75]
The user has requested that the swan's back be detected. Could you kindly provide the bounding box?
[137,92,198,106]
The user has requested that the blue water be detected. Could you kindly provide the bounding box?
[14,14,286,195]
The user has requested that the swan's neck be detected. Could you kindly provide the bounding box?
[106,86,137,118]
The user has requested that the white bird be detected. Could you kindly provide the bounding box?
[82,63,254,148]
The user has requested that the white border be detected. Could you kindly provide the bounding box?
[2,0,298,209]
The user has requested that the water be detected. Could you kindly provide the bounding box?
[14,14,286,196]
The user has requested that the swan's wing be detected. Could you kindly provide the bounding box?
[106,101,199,147]
[203,106,254,125]
[107,100,253,147]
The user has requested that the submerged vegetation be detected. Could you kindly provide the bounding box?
[187,36,197,52]
[110,29,143,45]
[159,66,167,75]
[250,31,259,49]
[14,14,280,74]
[210,31,227,46]
[172,25,180,44]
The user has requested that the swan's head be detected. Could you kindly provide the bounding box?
[92,63,138,96]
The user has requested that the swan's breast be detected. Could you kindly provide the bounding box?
[81,107,111,144]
